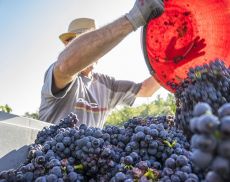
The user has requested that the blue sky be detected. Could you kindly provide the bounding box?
[0,0,169,115]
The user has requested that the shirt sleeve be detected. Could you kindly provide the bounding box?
[41,63,76,100]
[109,77,142,109]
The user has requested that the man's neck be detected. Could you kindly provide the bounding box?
[81,71,93,79]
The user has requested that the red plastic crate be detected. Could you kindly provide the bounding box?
[142,0,230,92]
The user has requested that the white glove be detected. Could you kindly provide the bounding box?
[126,0,164,31]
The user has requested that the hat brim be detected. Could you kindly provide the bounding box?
[59,32,78,44]
[142,0,230,92]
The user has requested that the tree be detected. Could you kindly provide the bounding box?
[0,104,12,113]
[105,93,176,126]
[106,106,141,127]
[166,93,176,113]
[24,111,39,120]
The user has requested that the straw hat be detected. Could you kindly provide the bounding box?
[59,18,96,44]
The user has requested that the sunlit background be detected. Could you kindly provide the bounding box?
[0,0,169,116]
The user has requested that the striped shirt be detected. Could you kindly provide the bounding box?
[39,64,141,128]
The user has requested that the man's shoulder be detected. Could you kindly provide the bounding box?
[93,72,114,81]
[93,72,115,87]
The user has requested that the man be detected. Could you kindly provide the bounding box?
[39,0,164,128]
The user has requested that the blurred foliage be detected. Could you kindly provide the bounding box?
[24,111,39,120]
[105,94,176,127]
[0,104,12,113]
[22,94,176,125]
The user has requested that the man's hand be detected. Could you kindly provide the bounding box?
[126,0,164,31]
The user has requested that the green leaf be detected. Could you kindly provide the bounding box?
[61,166,67,175]
[163,140,171,147]
[124,164,133,170]
[74,164,84,171]
[214,130,221,140]
[171,140,177,148]
[195,71,201,78]
[163,140,177,148]
[144,168,158,181]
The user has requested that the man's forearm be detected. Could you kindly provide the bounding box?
[136,77,161,97]
[56,16,133,77]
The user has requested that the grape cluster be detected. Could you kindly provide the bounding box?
[2,59,230,181]
[160,154,200,182]
[0,113,201,182]
[35,113,79,145]
[174,59,230,137]
[123,115,175,130]
[190,102,230,182]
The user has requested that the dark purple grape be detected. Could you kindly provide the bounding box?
[115,172,126,181]
[34,176,46,182]
[49,166,62,178]
[46,174,58,182]
[218,103,230,118]
[193,102,212,117]
[211,157,230,179]
[218,140,230,159]
[205,171,224,182]
[191,149,213,169]
[165,158,176,169]
[220,116,230,135]
[196,114,219,134]
[176,155,188,167]
[191,134,217,153]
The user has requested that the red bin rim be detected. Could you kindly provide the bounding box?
[141,0,230,93]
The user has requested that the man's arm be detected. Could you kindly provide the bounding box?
[136,77,160,97]
[53,0,164,93]
[53,17,133,92]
